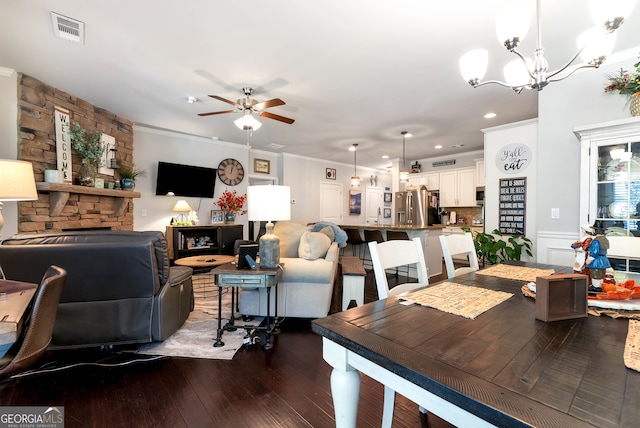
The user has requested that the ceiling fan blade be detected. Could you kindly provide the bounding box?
[259,111,295,124]
[254,98,285,110]
[198,110,235,117]
[208,95,238,107]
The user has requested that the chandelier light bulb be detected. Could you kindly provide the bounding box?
[495,2,533,49]
[459,49,488,84]
[234,114,262,131]
[577,27,616,65]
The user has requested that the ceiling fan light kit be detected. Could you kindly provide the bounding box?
[198,86,294,129]
[459,0,637,93]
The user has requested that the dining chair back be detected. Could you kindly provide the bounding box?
[344,228,366,259]
[439,232,479,279]
[368,237,428,299]
[0,265,66,378]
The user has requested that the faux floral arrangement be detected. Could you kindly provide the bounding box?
[604,56,640,97]
[215,189,247,215]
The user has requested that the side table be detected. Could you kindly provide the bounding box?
[212,263,282,350]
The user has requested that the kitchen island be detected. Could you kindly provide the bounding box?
[339,224,446,278]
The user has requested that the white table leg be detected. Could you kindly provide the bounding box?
[331,368,360,428]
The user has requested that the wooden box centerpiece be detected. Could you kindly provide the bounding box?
[535,274,588,322]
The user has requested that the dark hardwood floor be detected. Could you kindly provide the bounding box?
[0,261,454,428]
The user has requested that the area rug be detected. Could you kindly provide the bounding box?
[401,282,513,320]
[137,273,261,360]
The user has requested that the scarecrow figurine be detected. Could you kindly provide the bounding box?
[586,225,611,291]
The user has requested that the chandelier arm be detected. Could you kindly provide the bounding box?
[472,79,525,90]
[547,62,600,83]
[510,49,537,79]
[546,47,588,79]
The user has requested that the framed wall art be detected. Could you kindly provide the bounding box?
[384,192,392,203]
[254,158,270,174]
[383,208,391,218]
[349,189,361,215]
[326,168,336,180]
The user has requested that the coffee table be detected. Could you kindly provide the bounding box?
[175,255,236,297]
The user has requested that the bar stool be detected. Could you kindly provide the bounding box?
[385,230,410,278]
[344,228,367,261]
[363,229,385,269]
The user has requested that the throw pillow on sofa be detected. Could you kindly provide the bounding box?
[318,226,336,242]
[298,231,331,260]
[273,221,309,257]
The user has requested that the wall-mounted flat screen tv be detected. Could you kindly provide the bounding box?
[155,161,216,198]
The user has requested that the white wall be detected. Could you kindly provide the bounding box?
[483,119,538,262]
[536,50,640,264]
[0,69,19,239]
[281,153,390,225]
[133,125,249,236]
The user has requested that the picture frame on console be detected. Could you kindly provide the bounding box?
[211,210,224,224]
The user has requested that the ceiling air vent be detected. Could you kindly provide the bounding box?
[51,12,84,44]
[266,143,285,150]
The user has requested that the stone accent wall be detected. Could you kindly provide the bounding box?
[16,74,136,233]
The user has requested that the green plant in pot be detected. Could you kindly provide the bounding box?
[68,122,104,186]
[463,228,532,266]
[118,164,145,190]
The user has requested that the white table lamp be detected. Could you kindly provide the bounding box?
[0,159,38,238]
[247,185,291,269]
[172,199,192,223]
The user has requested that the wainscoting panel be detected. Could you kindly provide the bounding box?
[536,230,580,267]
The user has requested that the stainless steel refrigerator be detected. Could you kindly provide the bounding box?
[395,185,440,226]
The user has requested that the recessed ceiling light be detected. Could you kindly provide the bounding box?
[382,155,389,159]
[484,112,497,119]
[187,96,198,104]
[435,145,443,149]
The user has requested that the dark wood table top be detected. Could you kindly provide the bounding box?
[312,262,640,428]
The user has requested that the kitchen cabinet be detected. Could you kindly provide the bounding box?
[475,158,485,187]
[407,172,439,190]
[439,167,476,207]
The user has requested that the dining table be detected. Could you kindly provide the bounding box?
[312,261,640,427]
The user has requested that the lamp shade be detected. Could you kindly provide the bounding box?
[172,199,192,212]
[459,49,489,82]
[577,27,616,63]
[0,160,38,201]
[234,115,262,131]
[590,0,637,27]
[247,185,291,221]
[495,2,532,45]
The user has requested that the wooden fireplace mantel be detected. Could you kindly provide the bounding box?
[36,182,141,216]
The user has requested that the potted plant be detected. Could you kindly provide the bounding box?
[215,189,247,223]
[68,122,104,186]
[604,55,640,116]
[118,164,146,190]
[463,228,532,266]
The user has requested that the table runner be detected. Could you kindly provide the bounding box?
[402,282,513,319]
[476,264,554,282]
[625,320,640,372]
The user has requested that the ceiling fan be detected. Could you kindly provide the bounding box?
[198,87,295,126]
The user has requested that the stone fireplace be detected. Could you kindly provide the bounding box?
[15,74,137,233]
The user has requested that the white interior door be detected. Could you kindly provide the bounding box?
[366,186,384,224]
[320,182,343,223]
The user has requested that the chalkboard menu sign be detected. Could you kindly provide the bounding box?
[499,177,526,235]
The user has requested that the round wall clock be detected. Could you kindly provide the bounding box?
[217,158,245,186]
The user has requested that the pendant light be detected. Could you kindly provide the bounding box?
[350,144,360,188]
[399,131,411,183]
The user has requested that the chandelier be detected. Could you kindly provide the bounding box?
[399,131,411,183]
[459,0,637,92]
[350,144,360,188]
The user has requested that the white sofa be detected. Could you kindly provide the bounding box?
[238,222,340,319]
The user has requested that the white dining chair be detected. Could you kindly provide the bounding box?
[439,232,480,279]
[368,237,429,427]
